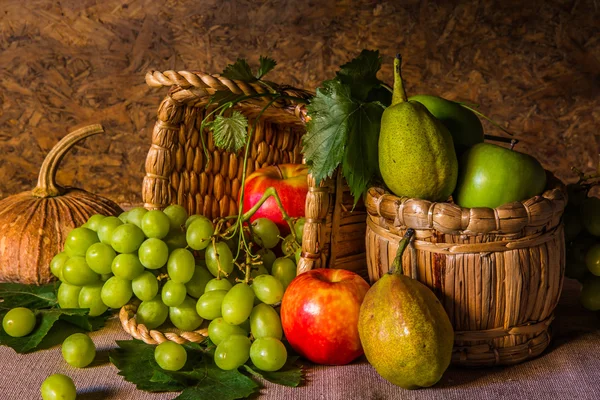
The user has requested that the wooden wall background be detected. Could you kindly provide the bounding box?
[0,0,598,205]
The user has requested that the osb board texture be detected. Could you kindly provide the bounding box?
[0,0,598,205]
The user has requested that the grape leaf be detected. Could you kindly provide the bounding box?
[256,56,277,79]
[243,357,303,387]
[221,58,256,82]
[209,90,243,106]
[336,49,383,102]
[0,308,106,353]
[212,111,248,152]
[0,282,59,311]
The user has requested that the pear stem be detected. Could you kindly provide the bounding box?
[388,228,415,275]
[391,54,408,106]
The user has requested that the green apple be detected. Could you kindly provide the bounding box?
[409,94,484,154]
[454,143,547,208]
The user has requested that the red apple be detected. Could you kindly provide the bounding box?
[280,268,370,365]
[242,163,308,234]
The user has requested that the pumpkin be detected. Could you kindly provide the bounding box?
[0,124,123,284]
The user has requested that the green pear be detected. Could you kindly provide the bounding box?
[378,55,458,201]
[409,94,484,155]
[454,142,547,208]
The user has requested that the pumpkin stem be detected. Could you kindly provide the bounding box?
[32,124,104,198]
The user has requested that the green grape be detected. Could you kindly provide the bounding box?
[141,210,171,239]
[136,295,169,329]
[293,217,306,244]
[186,216,214,250]
[205,278,233,292]
[40,374,76,400]
[64,227,99,257]
[50,252,69,280]
[138,238,169,270]
[167,248,196,283]
[101,276,133,309]
[2,307,36,337]
[161,280,187,307]
[110,223,145,254]
[214,334,251,370]
[249,303,283,340]
[185,214,202,229]
[127,207,148,228]
[101,273,113,282]
[271,257,297,290]
[78,283,108,317]
[208,317,248,345]
[251,218,280,249]
[85,242,116,275]
[251,264,269,278]
[154,341,187,371]
[250,337,287,372]
[57,282,82,309]
[295,247,302,264]
[585,244,600,276]
[252,275,284,305]
[185,264,214,298]
[111,253,145,280]
[196,290,227,320]
[118,210,130,223]
[280,234,299,256]
[164,230,188,252]
[257,248,276,273]
[205,241,234,278]
[97,216,123,245]
[85,214,106,232]
[238,318,251,333]
[62,256,100,286]
[61,333,96,368]
[163,204,188,231]
[222,283,255,325]
[169,296,204,331]
[132,271,159,301]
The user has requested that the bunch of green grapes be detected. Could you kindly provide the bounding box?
[50,204,306,372]
[563,181,600,311]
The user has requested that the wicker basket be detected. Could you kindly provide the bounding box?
[364,172,567,367]
[142,69,368,278]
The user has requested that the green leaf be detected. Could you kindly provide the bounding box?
[0,308,105,353]
[342,102,385,204]
[175,364,258,400]
[208,90,243,106]
[243,358,303,387]
[256,56,277,79]
[0,282,59,311]
[336,49,383,102]
[303,80,355,183]
[212,111,248,153]
[221,58,256,82]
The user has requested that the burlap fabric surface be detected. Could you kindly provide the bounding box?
[1,279,598,400]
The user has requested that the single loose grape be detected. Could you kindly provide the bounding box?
[167,248,196,283]
[252,275,284,305]
[110,223,145,254]
[97,216,123,245]
[205,241,234,278]
[85,242,116,275]
[163,204,188,231]
[50,252,69,280]
[196,290,228,320]
[111,253,145,280]
[127,207,148,229]
[137,296,169,329]
[222,283,255,325]
[61,333,96,368]
[214,334,251,370]
[57,282,82,309]
[271,257,297,290]
[169,296,204,331]
[62,256,100,286]
[100,276,133,309]
[250,303,283,340]
[85,214,106,232]
[205,278,233,292]
[138,238,169,270]
[250,337,287,371]
[251,218,280,249]
[185,264,214,298]
[40,374,76,400]
[155,341,187,371]
[2,307,36,337]
[186,216,215,250]
[132,271,159,301]
[161,280,187,307]
[78,283,108,317]
[208,317,248,345]
[141,210,171,239]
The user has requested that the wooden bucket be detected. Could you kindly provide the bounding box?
[364,173,567,367]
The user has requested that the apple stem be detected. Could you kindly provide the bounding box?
[389,229,415,275]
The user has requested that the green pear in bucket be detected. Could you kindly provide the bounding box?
[378,55,458,201]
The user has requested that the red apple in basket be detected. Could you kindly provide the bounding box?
[280,268,370,365]
[242,163,309,234]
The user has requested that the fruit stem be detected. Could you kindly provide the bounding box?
[484,134,520,146]
[391,54,408,106]
[32,124,104,198]
[388,228,415,275]
[457,103,514,136]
